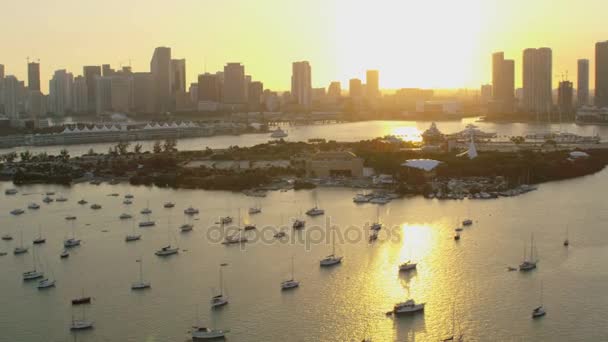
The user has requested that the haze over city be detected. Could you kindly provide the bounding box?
[4,0,608,91]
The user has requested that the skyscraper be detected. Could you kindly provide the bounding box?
[491,52,515,112]
[576,59,589,107]
[558,81,574,115]
[102,64,115,76]
[349,78,363,98]
[72,76,88,113]
[28,62,40,91]
[170,59,186,93]
[198,73,221,102]
[223,63,246,104]
[248,81,264,111]
[0,64,4,79]
[132,72,155,114]
[150,47,172,112]
[595,41,608,108]
[83,65,101,113]
[291,61,312,109]
[523,47,553,114]
[49,69,74,115]
[2,76,20,119]
[328,82,341,98]
[366,70,380,98]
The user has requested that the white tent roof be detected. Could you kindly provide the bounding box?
[401,159,442,171]
[570,151,589,158]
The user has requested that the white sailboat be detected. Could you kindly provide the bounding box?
[70,306,94,330]
[131,258,151,290]
[519,234,538,271]
[13,231,29,255]
[140,201,152,215]
[33,226,46,245]
[138,209,155,227]
[532,281,546,319]
[155,220,178,256]
[38,260,56,289]
[191,306,228,340]
[211,264,229,308]
[184,206,199,215]
[23,246,44,281]
[281,256,300,290]
[320,229,343,267]
[125,221,141,242]
[64,222,81,248]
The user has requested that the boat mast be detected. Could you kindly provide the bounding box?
[291,256,295,280]
[138,259,144,283]
[219,265,224,296]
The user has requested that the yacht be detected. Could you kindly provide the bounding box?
[90,204,102,210]
[37,278,56,289]
[293,219,306,229]
[155,245,179,256]
[10,209,25,215]
[455,226,463,232]
[222,234,248,245]
[306,207,324,216]
[270,127,288,138]
[519,234,538,272]
[211,264,229,308]
[184,206,199,215]
[163,202,175,208]
[131,258,151,290]
[191,327,227,340]
[5,188,18,195]
[180,223,194,232]
[320,229,342,267]
[532,281,546,319]
[56,196,68,202]
[399,261,417,272]
[139,220,155,227]
[77,199,88,205]
[281,256,300,290]
[462,219,473,226]
[393,299,425,315]
[71,290,91,305]
[43,196,54,203]
[23,247,44,281]
[60,249,70,258]
[65,216,77,220]
[14,232,28,254]
[119,213,133,220]
[28,203,40,210]
[125,234,141,242]
[248,207,261,215]
[2,234,13,241]
[140,208,152,215]
[64,238,81,248]
[123,199,133,205]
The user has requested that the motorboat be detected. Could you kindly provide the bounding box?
[180,224,194,232]
[140,208,152,215]
[33,237,46,245]
[28,203,40,210]
[65,216,77,220]
[191,327,227,340]
[119,213,133,220]
[155,245,179,256]
[243,224,256,231]
[369,230,379,242]
[462,219,473,226]
[45,192,55,196]
[108,193,119,197]
[14,246,28,254]
[123,199,133,205]
[163,202,175,208]
[5,188,18,195]
[532,306,546,318]
[399,261,417,272]
[305,207,324,216]
[2,234,13,241]
[64,238,81,248]
[248,207,261,215]
[455,227,463,232]
[454,232,461,241]
[270,127,288,138]
[220,216,233,225]
[77,199,87,205]
[10,209,25,215]
[393,299,425,315]
[139,221,155,227]
[369,197,390,205]
[23,270,44,281]
[60,250,70,258]
[292,219,305,229]
[37,278,56,289]
[90,204,102,210]
[56,196,68,202]
[125,194,134,199]
[43,196,54,203]
[184,207,199,215]
[125,234,141,242]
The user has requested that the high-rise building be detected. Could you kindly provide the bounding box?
[366,70,380,98]
[102,64,115,76]
[150,47,172,112]
[132,72,155,114]
[328,81,341,98]
[189,83,199,104]
[49,69,74,115]
[2,76,20,119]
[223,63,246,104]
[558,81,574,115]
[595,41,608,108]
[110,74,133,113]
[198,73,221,102]
[83,66,101,113]
[577,59,590,106]
[291,61,312,109]
[170,59,186,93]
[0,64,4,79]
[491,52,515,112]
[72,76,88,113]
[349,78,363,98]
[248,81,263,111]
[523,47,553,114]
[28,62,40,91]
[480,84,493,104]
[94,76,113,114]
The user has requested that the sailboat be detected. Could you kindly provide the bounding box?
[563,228,569,247]
[211,264,229,308]
[155,220,178,256]
[13,231,29,254]
[140,201,152,215]
[71,288,91,305]
[70,306,94,330]
[532,281,546,319]
[370,207,382,231]
[64,222,81,248]
[184,205,199,215]
[125,221,141,242]
[23,246,44,281]
[320,229,343,266]
[138,209,155,227]
[191,306,228,340]
[131,258,151,290]
[519,234,538,271]
[33,225,46,244]
[281,256,300,290]
[38,259,56,289]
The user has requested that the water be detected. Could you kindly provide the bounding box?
[1,168,608,341]
[2,119,608,157]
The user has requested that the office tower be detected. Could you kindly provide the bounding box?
[491,52,515,112]
[2,76,20,119]
[480,84,492,104]
[28,62,40,91]
[366,70,380,98]
[558,81,574,115]
[248,81,263,111]
[132,72,155,113]
[72,76,88,113]
[189,83,199,104]
[223,63,246,104]
[577,59,589,106]
[291,61,312,109]
[349,78,363,98]
[94,76,112,114]
[198,73,221,102]
[328,81,341,98]
[26,90,44,118]
[49,69,74,115]
[523,47,553,114]
[595,41,608,108]
[170,59,186,93]
[110,74,133,113]
[150,47,172,112]
[0,64,4,79]
[102,64,115,76]
[83,66,101,112]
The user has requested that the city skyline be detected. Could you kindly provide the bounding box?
[3,0,608,92]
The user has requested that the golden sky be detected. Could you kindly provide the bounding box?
[3,0,608,92]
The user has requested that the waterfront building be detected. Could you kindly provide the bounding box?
[28,62,40,91]
[198,73,221,103]
[595,41,608,108]
[291,61,312,109]
[523,47,553,115]
[491,52,515,113]
[189,83,199,104]
[305,151,364,178]
[83,66,101,113]
[49,69,74,115]
[0,64,4,78]
[2,76,20,119]
[150,47,172,112]
[349,78,363,98]
[170,59,186,94]
[132,72,155,114]
[72,76,88,113]
[222,63,246,105]
[248,81,263,111]
[558,81,574,116]
[366,70,380,98]
[328,81,341,98]
[480,84,492,105]
[577,59,590,106]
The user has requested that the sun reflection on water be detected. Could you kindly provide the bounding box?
[388,125,423,143]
